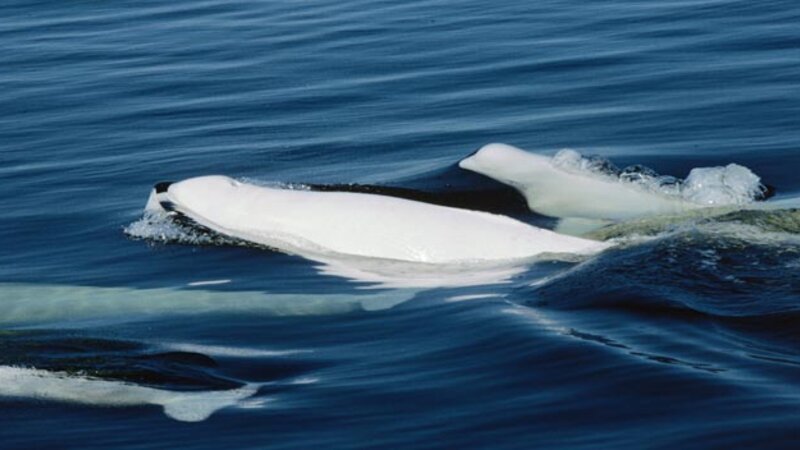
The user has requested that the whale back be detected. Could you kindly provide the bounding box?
[460,143,700,221]
[153,175,607,263]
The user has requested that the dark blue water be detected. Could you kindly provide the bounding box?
[2,0,799,448]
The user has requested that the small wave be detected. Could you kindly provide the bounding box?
[524,221,800,320]
[187,279,232,287]
[159,343,313,358]
[588,208,800,241]
[502,306,727,374]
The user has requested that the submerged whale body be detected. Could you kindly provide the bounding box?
[144,176,607,264]
[0,366,258,422]
[459,143,770,223]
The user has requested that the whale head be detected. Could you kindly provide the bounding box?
[459,143,552,187]
[144,175,247,231]
[163,176,242,211]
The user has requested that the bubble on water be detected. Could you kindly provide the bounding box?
[682,164,765,206]
[552,149,767,206]
[123,211,232,246]
[553,149,621,178]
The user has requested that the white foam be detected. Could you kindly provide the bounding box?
[289,377,320,385]
[445,293,504,302]
[160,343,312,358]
[551,148,586,172]
[124,211,223,246]
[551,149,765,206]
[682,164,764,206]
[187,279,231,287]
[0,366,259,422]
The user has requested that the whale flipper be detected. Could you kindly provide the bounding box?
[160,385,259,422]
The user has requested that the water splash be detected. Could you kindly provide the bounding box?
[552,149,770,206]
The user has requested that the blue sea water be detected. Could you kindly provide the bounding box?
[1,0,800,448]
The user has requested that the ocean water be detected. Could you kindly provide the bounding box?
[1,0,799,448]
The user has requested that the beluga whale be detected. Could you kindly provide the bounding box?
[142,175,608,270]
[459,143,773,233]
[0,366,260,422]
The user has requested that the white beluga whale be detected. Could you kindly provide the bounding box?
[0,366,259,422]
[0,282,418,327]
[143,175,608,269]
[459,143,771,231]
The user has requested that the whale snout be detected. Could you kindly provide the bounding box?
[459,143,539,177]
[144,181,176,214]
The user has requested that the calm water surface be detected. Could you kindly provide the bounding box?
[1,0,799,448]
